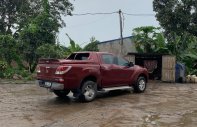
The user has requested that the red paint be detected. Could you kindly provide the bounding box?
[36,52,148,90]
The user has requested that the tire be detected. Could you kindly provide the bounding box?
[80,81,97,102]
[133,76,147,93]
[53,90,70,98]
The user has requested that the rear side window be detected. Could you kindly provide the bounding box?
[67,53,75,60]
[67,53,90,60]
[101,54,114,64]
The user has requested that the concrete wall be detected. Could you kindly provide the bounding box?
[98,37,136,56]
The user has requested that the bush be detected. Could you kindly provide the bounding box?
[0,60,33,79]
[36,44,66,59]
[0,61,8,71]
[0,61,8,78]
[3,68,15,78]
[2,67,31,79]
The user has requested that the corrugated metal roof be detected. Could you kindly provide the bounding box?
[98,36,133,44]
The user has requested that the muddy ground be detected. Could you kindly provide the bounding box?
[0,81,197,127]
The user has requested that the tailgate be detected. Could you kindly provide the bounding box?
[38,64,60,77]
[37,59,61,79]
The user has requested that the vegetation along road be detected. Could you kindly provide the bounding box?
[0,81,197,127]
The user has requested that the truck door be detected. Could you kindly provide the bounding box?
[113,56,134,84]
[100,54,133,87]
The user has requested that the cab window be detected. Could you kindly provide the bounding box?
[115,57,129,66]
[101,54,114,64]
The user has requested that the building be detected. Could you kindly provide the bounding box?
[98,36,136,56]
[125,53,176,82]
[98,37,176,82]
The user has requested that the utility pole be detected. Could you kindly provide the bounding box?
[119,9,123,56]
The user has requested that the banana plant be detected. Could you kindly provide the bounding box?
[65,34,82,56]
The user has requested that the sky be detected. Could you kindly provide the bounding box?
[58,0,160,47]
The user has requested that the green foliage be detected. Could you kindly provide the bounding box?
[0,61,7,71]
[181,54,197,74]
[0,0,73,35]
[2,67,30,79]
[0,35,23,67]
[36,44,66,59]
[153,0,197,38]
[45,0,73,27]
[0,62,33,79]
[19,0,67,73]
[165,32,195,58]
[0,0,74,78]
[65,34,82,56]
[132,26,169,53]
[0,0,31,35]
[132,26,197,74]
[179,36,197,74]
[153,0,197,74]
[83,37,99,51]
[0,61,8,77]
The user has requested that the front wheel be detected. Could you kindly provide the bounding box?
[133,76,147,93]
[80,81,97,102]
[53,90,70,98]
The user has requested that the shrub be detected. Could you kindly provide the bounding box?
[0,61,8,78]
[36,44,66,59]
[2,67,31,79]
[0,61,8,71]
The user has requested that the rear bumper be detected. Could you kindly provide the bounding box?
[36,80,64,90]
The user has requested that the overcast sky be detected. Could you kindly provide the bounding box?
[58,0,160,47]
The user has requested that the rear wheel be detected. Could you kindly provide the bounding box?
[133,76,147,93]
[53,90,70,98]
[80,81,97,102]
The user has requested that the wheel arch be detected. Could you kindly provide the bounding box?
[80,75,99,89]
[138,73,148,83]
[132,72,148,85]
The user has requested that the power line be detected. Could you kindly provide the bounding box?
[72,11,118,16]
[71,11,155,17]
[123,12,155,16]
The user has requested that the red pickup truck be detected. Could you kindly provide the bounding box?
[36,52,148,102]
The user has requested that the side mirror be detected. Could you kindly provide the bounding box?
[129,62,134,67]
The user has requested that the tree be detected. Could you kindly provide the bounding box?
[132,26,169,53]
[153,0,197,38]
[0,0,30,35]
[20,13,57,72]
[179,36,197,74]
[0,0,73,75]
[83,37,99,51]
[30,0,73,28]
[0,0,73,35]
[19,0,69,72]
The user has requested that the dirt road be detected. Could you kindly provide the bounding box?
[0,81,197,127]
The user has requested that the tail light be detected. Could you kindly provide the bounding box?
[36,65,41,73]
[55,66,72,75]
